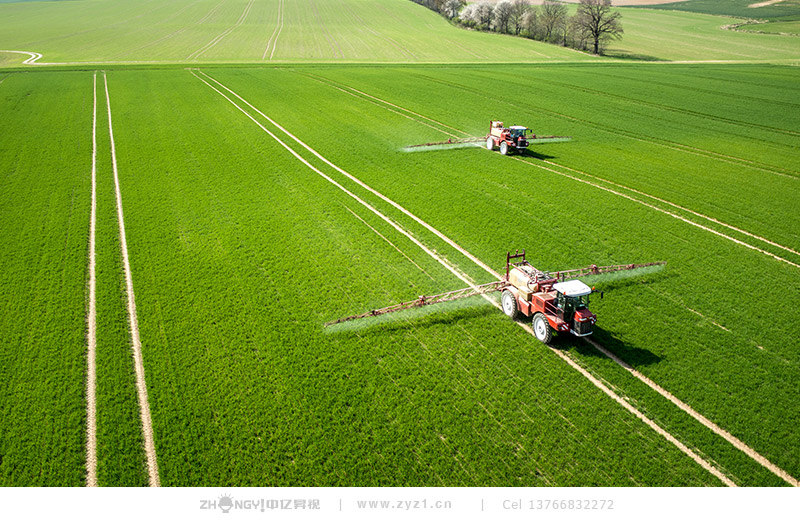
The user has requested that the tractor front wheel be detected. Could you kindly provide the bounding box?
[532,313,553,344]
[486,137,494,150]
[500,141,508,155]
[502,290,519,320]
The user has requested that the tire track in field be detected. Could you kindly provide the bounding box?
[494,69,800,139]
[192,69,739,487]
[343,205,435,281]
[0,50,42,64]
[262,0,285,61]
[315,75,800,268]
[111,0,207,59]
[85,71,99,487]
[339,1,417,61]
[103,72,160,487]
[307,0,343,59]
[409,71,799,180]
[588,68,800,112]
[240,73,798,486]
[187,0,255,60]
[198,0,228,24]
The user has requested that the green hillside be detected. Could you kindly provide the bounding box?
[646,0,800,19]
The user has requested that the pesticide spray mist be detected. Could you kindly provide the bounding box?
[324,293,498,334]
[578,263,666,286]
[401,142,483,153]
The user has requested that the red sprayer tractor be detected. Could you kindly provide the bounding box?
[403,121,570,153]
[325,250,665,344]
[485,121,531,155]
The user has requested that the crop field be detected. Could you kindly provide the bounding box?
[1,0,800,65]
[2,61,798,487]
[648,0,800,19]
[1,0,799,492]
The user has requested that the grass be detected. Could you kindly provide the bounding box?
[645,0,800,20]
[0,72,91,485]
[747,18,800,34]
[0,0,580,64]
[606,7,800,61]
[0,0,799,65]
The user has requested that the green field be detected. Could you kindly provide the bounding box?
[0,0,799,65]
[647,0,800,19]
[749,17,800,34]
[607,7,800,60]
[1,0,799,490]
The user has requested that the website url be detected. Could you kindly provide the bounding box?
[356,499,453,511]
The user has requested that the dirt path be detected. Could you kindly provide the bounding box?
[193,69,743,486]
[85,72,98,487]
[749,0,785,7]
[262,0,284,60]
[103,72,160,487]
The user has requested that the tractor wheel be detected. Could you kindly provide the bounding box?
[501,290,519,320]
[486,137,494,150]
[532,313,553,344]
[500,141,508,155]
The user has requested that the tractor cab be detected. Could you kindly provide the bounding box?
[552,280,596,336]
[508,126,530,148]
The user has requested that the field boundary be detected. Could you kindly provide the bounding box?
[103,72,160,487]
[192,69,744,487]
[85,71,98,487]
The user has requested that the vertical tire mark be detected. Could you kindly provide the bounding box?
[85,71,98,488]
[103,72,160,487]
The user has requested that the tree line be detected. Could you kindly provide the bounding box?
[411,0,623,55]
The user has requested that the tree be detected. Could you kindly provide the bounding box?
[492,1,513,33]
[540,0,567,42]
[475,1,495,29]
[575,0,623,55]
[509,0,530,35]
[521,6,539,39]
[459,3,478,26]
[442,0,465,19]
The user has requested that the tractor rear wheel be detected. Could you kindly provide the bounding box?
[532,313,553,344]
[500,141,508,155]
[501,290,519,320]
[486,137,494,150]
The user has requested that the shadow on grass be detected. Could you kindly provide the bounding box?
[604,51,669,62]
[519,149,557,160]
[559,327,663,368]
